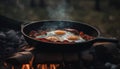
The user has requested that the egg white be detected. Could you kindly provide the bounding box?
[36,30,85,42]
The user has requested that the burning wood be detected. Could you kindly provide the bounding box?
[6,51,33,65]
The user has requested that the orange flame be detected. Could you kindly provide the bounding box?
[9,55,60,69]
[41,64,47,69]
[3,62,8,67]
[37,64,41,69]
[50,64,56,69]
[21,55,34,69]
[22,64,30,69]
[21,64,59,69]
[12,66,15,69]
[29,56,34,68]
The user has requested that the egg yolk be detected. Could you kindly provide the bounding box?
[67,36,79,40]
[54,30,66,35]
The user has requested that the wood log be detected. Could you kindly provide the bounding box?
[6,51,80,64]
[6,52,33,65]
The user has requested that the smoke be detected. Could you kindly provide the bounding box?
[39,0,74,30]
[47,0,73,20]
[39,21,73,31]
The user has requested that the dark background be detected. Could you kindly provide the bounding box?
[0,0,120,40]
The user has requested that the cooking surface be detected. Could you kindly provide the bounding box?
[0,16,120,69]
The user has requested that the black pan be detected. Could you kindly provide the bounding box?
[21,20,118,52]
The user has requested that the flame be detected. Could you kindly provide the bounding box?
[21,64,59,69]
[12,66,15,69]
[3,62,9,69]
[51,64,60,69]
[29,56,34,68]
[42,64,47,69]
[50,64,56,69]
[4,62,8,67]
[21,56,34,69]
[22,64,30,69]
[37,64,41,69]
[6,55,60,69]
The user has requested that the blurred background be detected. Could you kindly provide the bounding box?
[0,0,120,40]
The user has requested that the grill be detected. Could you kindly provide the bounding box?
[0,15,120,69]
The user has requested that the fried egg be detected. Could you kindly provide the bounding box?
[36,30,85,42]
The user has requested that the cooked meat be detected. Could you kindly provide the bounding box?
[29,28,94,43]
[46,36,59,42]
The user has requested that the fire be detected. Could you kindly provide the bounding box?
[21,64,59,69]
[41,64,47,69]
[4,55,60,69]
[21,56,34,69]
[12,66,15,69]
[50,64,56,69]
[21,55,59,69]
[22,64,31,69]
[3,62,8,67]
[37,64,41,69]
[4,61,60,69]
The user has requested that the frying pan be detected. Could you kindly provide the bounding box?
[21,20,118,52]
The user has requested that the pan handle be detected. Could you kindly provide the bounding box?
[92,37,119,44]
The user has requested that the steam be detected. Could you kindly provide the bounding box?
[40,0,74,30]
[39,21,73,31]
[47,0,72,20]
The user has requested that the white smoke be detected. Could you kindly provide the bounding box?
[47,0,73,20]
[39,0,74,30]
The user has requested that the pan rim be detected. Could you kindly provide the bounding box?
[21,20,100,45]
